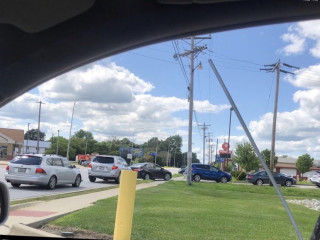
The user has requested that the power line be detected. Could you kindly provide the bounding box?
[172,40,190,86]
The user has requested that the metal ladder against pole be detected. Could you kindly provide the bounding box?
[208,59,303,240]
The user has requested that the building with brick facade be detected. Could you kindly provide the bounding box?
[0,128,24,160]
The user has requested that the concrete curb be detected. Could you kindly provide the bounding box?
[10,201,44,211]
[10,223,62,238]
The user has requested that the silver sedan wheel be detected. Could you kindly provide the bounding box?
[47,176,57,190]
[72,175,81,187]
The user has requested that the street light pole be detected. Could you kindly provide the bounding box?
[131,128,144,164]
[36,101,44,154]
[66,98,90,160]
[56,130,60,155]
[167,143,176,167]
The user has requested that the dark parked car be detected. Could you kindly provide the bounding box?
[185,163,232,183]
[178,166,186,174]
[246,170,296,187]
[130,163,172,181]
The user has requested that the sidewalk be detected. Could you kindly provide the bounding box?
[0,180,166,238]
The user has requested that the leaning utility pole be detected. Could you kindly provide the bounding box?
[173,35,210,185]
[261,60,298,174]
[36,100,44,154]
[199,122,210,164]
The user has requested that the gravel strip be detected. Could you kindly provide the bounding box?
[287,199,320,211]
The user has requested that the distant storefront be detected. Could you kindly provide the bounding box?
[0,128,24,160]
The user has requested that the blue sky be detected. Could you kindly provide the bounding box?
[1,19,320,162]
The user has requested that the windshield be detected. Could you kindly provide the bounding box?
[1,15,320,240]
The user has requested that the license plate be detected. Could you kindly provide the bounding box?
[18,168,26,173]
[99,166,104,170]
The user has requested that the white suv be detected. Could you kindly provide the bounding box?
[88,155,131,183]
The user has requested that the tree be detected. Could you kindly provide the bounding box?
[296,153,314,177]
[261,149,278,169]
[45,136,68,156]
[24,129,46,141]
[73,129,94,140]
[233,142,259,172]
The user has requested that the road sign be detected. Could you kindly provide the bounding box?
[222,142,229,151]
[219,150,232,159]
[150,152,158,156]
[215,156,225,163]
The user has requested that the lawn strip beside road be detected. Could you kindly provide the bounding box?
[11,180,153,206]
[49,181,320,240]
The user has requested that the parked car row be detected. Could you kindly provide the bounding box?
[4,154,173,189]
[6,154,309,189]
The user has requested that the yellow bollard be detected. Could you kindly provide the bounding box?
[113,170,137,240]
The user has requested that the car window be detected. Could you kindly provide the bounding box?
[11,156,42,165]
[210,166,218,172]
[147,163,154,169]
[46,158,53,166]
[53,158,63,167]
[94,156,114,164]
[120,158,128,166]
[155,165,162,170]
[62,158,71,167]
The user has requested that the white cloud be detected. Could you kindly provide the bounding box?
[281,32,305,55]
[0,62,228,149]
[281,20,320,58]
[38,63,154,103]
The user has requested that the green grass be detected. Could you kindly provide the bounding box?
[51,182,320,240]
[172,173,182,178]
[298,180,313,185]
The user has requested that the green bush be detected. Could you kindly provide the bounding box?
[231,171,247,181]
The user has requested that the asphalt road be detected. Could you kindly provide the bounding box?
[0,165,179,201]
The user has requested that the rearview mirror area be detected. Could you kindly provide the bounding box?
[0,180,9,225]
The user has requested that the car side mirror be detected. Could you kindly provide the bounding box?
[0,181,9,226]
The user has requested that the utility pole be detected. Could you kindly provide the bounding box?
[261,60,298,174]
[226,107,233,168]
[173,35,210,185]
[36,100,44,154]
[199,122,210,164]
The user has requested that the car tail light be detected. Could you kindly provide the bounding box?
[112,166,118,170]
[88,164,92,168]
[5,165,9,172]
[35,168,46,174]
[133,168,140,172]
[247,175,252,178]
